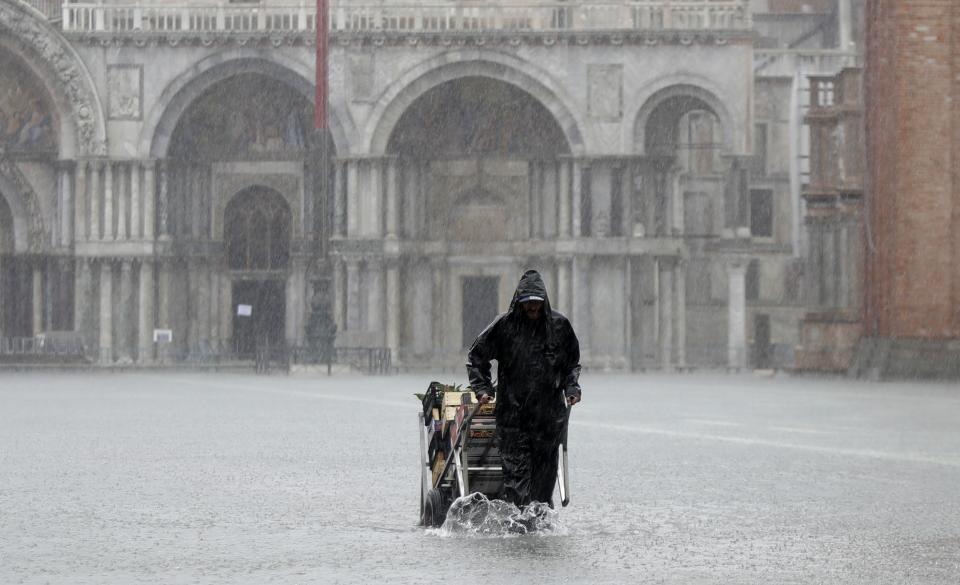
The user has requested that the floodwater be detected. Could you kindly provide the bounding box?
[2,372,959,584]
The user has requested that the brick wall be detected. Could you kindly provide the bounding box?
[865,0,960,339]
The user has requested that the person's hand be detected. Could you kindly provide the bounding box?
[477,393,493,404]
[566,395,580,406]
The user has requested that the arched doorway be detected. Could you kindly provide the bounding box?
[162,71,334,359]
[0,48,62,340]
[385,76,571,359]
[224,186,291,358]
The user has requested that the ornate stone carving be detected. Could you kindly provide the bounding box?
[0,1,105,155]
[107,65,143,120]
[0,155,46,252]
[588,64,623,121]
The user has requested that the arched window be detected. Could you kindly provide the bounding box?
[224,187,291,271]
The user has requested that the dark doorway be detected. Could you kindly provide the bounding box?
[232,280,285,358]
[753,313,771,369]
[462,276,499,348]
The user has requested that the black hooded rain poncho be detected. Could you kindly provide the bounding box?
[466,269,581,507]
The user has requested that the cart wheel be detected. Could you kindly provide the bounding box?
[422,488,447,528]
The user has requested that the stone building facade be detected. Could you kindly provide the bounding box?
[0,0,861,370]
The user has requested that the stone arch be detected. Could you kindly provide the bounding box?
[141,51,352,159]
[366,50,587,156]
[0,158,45,253]
[0,1,106,157]
[628,76,739,157]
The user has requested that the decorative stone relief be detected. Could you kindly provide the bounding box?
[108,65,143,120]
[348,53,375,101]
[588,64,622,121]
[0,156,46,252]
[0,1,105,155]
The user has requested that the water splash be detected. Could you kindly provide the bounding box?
[439,493,567,537]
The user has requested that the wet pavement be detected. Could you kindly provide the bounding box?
[1,372,959,584]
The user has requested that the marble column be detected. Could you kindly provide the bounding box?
[74,161,87,241]
[431,259,446,359]
[219,270,232,348]
[558,159,571,238]
[727,261,747,370]
[0,258,4,339]
[104,161,114,240]
[572,255,590,359]
[158,161,170,239]
[138,260,154,363]
[143,161,156,240]
[571,161,583,237]
[99,261,113,363]
[73,258,90,337]
[367,159,384,238]
[117,260,133,361]
[130,162,141,239]
[555,258,571,316]
[187,261,200,350]
[59,162,73,247]
[117,163,128,240]
[345,259,361,331]
[366,258,384,340]
[333,258,345,334]
[670,166,684,236]
[675,259,687,369]
[385,157,399,239]
[386,261,400,358]
[333,160,346,237]
[658,257,674,370]
[32,264,43,336]
[346,160,359,237]
[208,264,220,345]
[157,261,172,362]
[89,160,101,240]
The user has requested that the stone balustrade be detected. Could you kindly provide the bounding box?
[60,1,751,34]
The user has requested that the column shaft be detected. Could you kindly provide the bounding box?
[138,260,154,362]
[675,259,687,368]
[346,161,359,237]
[99,261,113,363]
[104,162,114,240]
[658,258,674,369]
[89,161,100,240]
[157,261,172,361]
[219,270,232,347]
[130,162,141,239]
[158,161,169,238]
[728,262,747,369]
[333,258,345,334]
[367,260,384,339]
[571,161,582,237]
[60,164,73,246]
[385,158,399,238]
[144,161,156,240]
[75,161,87,241]
[572,256,590,358]
[386,262,400,356]
[117,163,128,240]
[118,261,133,360]
[558,160,571,237]
[333,160,346,237]
[32,264,43,335]
[345,259,360,331]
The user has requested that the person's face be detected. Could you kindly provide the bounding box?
[521,300,543,321]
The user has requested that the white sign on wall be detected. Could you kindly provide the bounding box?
[237,304,253,317]
[153,329,173,343]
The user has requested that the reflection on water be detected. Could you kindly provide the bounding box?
[439,493,567,537]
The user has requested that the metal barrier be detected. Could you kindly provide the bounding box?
[0,334,90,363]
[291,346,392,375]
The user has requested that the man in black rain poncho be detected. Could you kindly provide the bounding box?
[466,269,582,508]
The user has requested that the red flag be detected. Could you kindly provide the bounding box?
[315,0,329,129]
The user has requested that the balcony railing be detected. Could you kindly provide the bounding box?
[60,1,751,34]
